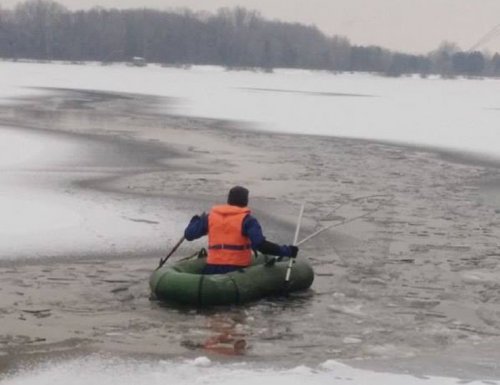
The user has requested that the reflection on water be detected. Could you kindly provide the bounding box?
[155,290,316,362]
[180,311,248,356]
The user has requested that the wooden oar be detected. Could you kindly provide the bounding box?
[157,235,185,270]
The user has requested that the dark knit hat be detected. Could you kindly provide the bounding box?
[227,186,249,207]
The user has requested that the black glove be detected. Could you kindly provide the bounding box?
[289,245,299,258]
[190,212,206,223]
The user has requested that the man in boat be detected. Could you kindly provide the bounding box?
[184,185,299,274]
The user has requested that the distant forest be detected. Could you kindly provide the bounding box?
[1,0,500,77]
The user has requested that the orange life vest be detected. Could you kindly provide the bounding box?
[207,204,252,266]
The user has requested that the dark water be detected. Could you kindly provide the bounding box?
[1,89,500,382]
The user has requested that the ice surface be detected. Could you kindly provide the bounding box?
[0,128,79,168]
[1,61,499,159]
[1,355,497,385]
[0,127,185,260]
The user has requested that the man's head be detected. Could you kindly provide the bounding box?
[227,186,249,207]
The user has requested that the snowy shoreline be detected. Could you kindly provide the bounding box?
[3,353,499,385]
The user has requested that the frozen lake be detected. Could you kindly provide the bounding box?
[1,62,500,384]
[1,60,499,259]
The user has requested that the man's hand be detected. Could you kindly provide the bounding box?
[289,245,299,258]
[190,212,206,223]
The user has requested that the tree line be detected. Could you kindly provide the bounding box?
[1,0,499,77]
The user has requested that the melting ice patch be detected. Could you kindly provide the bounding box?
[1,356,498,385]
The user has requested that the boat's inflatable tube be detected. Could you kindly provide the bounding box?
[149,253,314,306]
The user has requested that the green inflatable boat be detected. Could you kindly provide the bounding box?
[149,252,314,306]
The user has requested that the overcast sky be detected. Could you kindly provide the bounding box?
[2,0,500,53]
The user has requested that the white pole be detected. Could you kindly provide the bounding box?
[286,202,305,282]
[293,202,305,245]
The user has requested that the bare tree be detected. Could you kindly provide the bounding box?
[0,1,498,77]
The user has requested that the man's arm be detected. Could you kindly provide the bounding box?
[243,215,298,257]
[184,213,208,241]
